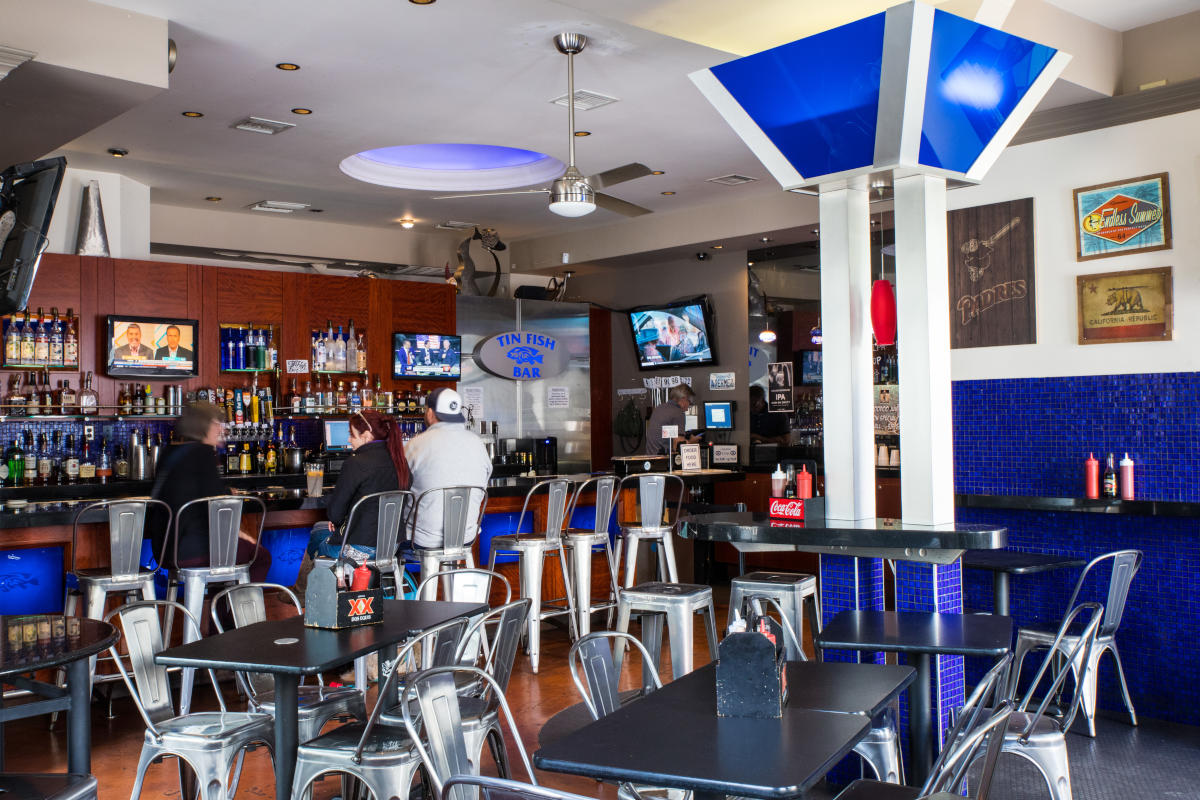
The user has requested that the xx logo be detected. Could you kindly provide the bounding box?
[347,597,374,616]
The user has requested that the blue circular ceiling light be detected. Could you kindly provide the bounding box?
[339,143,565,191]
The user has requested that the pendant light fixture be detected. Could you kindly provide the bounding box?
[870,207,896,346]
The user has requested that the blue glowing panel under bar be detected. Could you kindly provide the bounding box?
[710,12,886,180]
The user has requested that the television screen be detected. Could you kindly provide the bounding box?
[627,296,716,370]
[0,158,67,315]
[394,333,461,379]
[105,316,199,378]
[323,419,352,452]
[800,350,822,385]
[703,401,734,430]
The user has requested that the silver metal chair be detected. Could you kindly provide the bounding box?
[614,473,685,587]
[487,478,578,673]
[289,617,470,800]
[162,494,266,714]
[409,486,489,598]
[316,489,414,591]
[614,582,718,680]
[415,567,512,606]
[561,474,620,636]
[443,775,597,800]
[209,583,367,742]
[1010,549,1142,737]
[0,774,98,800]
[400,665,538,800]
[991,603,1104,800]
[105,600,274,800]
[728,571,821,661]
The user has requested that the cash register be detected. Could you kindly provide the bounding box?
[322,418,353,474]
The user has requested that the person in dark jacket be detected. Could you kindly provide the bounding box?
[151,401,271,581]
[306,409,412,561]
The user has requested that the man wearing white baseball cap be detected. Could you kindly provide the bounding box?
[404,387,492,549]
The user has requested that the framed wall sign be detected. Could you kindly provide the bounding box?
[1076,266,1173,345]
[767,361,793,413]
[1073,173,1172,261]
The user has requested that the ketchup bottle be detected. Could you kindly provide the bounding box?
[1084,453,1100,499]
[796,465,813,499]
[351,562,372,591]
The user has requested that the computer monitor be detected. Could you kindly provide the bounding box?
[703,401,734,430]
[323,419,352,452]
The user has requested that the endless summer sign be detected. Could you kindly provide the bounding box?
[476,330,569,380]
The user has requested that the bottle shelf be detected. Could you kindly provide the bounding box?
[0,413,181,422]
[310,370,367,375]
[220,368,275,374]
[1,365,80,371]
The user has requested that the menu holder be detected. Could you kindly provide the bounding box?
[715,616,788,719]
[303,562,383,629]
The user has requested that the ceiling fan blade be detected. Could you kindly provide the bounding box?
[588,162,652,189]
[594,192,653,217]
[432,189,549,200]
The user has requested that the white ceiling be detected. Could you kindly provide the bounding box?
[62,0,1196,244]
[1043,0,1199,31]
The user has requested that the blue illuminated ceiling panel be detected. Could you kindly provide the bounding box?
[709,13,886,180]
[919,10,1057,173]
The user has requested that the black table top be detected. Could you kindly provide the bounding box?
[782,661,915,716]
[534,663,871,799]
[154,599,486,675]
[961,549,1086,574]
[681,512,1005,552]
[0,616,118,677]
[817,611,1013,657]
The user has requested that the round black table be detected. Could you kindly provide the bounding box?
[961,550,1086,616]
[1,615,118,775]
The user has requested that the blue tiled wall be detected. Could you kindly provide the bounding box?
[953,371,1200,725]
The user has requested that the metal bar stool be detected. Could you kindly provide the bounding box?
[614,581,718,680]
[728,571,821,661]
[407,486,489,599]
[487,478,578,673]
[613,473,685,588]
[561,474,619,636]
[162,494,266,715]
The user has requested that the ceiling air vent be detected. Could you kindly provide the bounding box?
[248,200,310,213]
[550,89,619,111]
[706,174,758,186]
[232,116,296,135]
[435,220,478,230]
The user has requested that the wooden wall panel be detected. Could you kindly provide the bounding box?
[215,268,283,324]
[301,275,369,333]
[392,282,455,335]
[22,254,81,315]
[110,260,191,317]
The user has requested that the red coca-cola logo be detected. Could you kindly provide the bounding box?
[768,497,806,520]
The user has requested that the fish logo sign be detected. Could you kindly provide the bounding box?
[506,346,543,365]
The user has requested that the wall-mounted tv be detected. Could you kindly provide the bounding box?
[394,333,461,380]
[0,157,67,315]
[627,295,717,370]
[105,316,199,378]
[703,401,735,430]
[800,350,822,385]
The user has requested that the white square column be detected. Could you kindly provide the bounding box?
[819,186,876,522]
[893,174,955,525]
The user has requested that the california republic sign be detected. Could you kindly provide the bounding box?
[1076,267,1173,345]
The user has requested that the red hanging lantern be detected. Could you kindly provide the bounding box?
[870,279,896,345]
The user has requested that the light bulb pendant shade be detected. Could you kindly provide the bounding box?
[870,279,896,346]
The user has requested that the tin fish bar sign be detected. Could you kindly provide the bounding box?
[476,330,569,380]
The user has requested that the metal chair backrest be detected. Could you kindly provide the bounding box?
[416,568,512,606]
[514,478,572,540]
[566,473,618,534]
[617,472,685,530]
[443,776,595,800]
[923,653,1013,797]
[1016,602,1104,739]
[412,486,488,550]
[1064,549,1142,638]
[457,598,531,693]
[104,600,226,735]
[568,630,663,720]
[210,582,305,700]
[335,489,414,564]
[169,494,265,570]
[921,702,1015,800]
[72,498,171,580]
[402,666,537,800]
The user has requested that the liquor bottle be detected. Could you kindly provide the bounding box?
[50,431,63,484]
[78,371,99,415]
[117,383,130,415]
[374,375,385,409]
[40,371,54,415]
[415,383,424,412]
[33,308,49,366]
[96,439,112,483]
[113,444,129,480]
[24,371,39,417]
[64,309,78,368]
[224,437,239,475]
[4,313,20,364]
[407,389,418,414]
[239,442,252,475]
[332,325,346,372]
[142,384,153,415]
[345,319,357,375]
[1102,453,1118,498]
[302,380,315,414]
[287,425,298,450]
[20,310,35,365]
[255,436,266,474]
[4,437,23,487]
[326,320,336,368]
[361,377,373,408]
[335,380,348,412]
[36,433,51,485]
[79,438,96,482]
[286,378,299,414]
[357,334,367,372]
[57,377,75,415]
[6,373,25,416]
[132,383,144,415]
[322,374,333,413]
[63,434,80,484]
[349,380,362,410]
[314,329,325,371]
[267,328,278,369]
[265,435,277,474]
[48,307,63,367]
[22,431,36,487]
[226,330,237,372]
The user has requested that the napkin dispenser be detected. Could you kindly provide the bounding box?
[715,616,788,719]
[303,561,383,629]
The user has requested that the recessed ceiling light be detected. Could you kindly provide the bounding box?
[181,111,204,118]
[760,236,772,243]
[107,148,128,158]
[397,218,416,229]
[812,228,820,235]
[710,244,723,250]
[291,107,313,115]
[573,130,591,137]
[205,196,222,202]
[276,62,300,71]
[661,191,675,195]
[747,261,755,266]
[409,0,436,5]
[651,170,665,175]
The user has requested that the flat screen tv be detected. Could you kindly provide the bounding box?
[703,401,735,430]
[800,350,823,385]
[0,157,67,315]
[323,419,352,452]
[105,315,199,378]
[394,333,461,379]
[627,295,716,370]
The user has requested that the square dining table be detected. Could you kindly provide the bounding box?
[155,598,487,800]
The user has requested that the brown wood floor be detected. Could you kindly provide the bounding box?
[2,588,743,800]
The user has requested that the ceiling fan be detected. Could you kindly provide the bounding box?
[435,33,653,218]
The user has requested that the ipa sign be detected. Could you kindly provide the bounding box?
[476,330,569,381]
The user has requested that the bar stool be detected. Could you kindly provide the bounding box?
[163,494,265,715]
[613,473,685,588]
[407,486,488,600]
[728,571,822,661]
[561,474,619,636]
[614,581,718,680]
[487,478,577,673]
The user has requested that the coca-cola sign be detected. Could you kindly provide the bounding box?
[768,497,807,521]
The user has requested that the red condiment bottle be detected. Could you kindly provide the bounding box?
[1084,453,1099,499]
[351,562,372,591]
[796,465,813,499]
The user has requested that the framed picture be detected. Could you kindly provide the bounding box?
[1076,267,1172,345]
[767,361,793,413]
[1073,173,1171,261]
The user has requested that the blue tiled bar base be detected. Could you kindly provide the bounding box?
[819,554,885,664]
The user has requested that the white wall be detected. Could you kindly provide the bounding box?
[948,108,1200,380]
[45,167,151,259]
